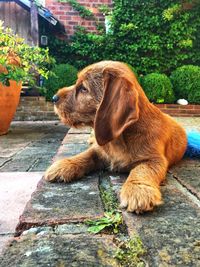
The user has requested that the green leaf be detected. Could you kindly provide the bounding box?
[85,212,123,234]
[87,224,111,234]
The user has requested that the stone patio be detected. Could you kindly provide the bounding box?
[0,118,200,266]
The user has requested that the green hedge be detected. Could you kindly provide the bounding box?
[141,73,175,103]
[42,64,78,101]
[170,65,200,104]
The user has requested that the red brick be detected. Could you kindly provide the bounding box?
[73,16,82,21]
[180,105,194,109]
[59,15,69,20]
[161,109,177,114]
[48,6,56,10]
[166,104,180,109]
[69,11,79,16]
[189,110,200,114]
[68,21,78,25]
[154,104,166,108]
[87,26,97,31]
[54,11,65,15]
[194,105,200,110]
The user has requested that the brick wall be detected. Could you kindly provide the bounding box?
[14,97,58,121]
[14,97,200,121]
[45,0,112,36]
[155,104,200,117]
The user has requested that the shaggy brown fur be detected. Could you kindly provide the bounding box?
[45,61,187,213]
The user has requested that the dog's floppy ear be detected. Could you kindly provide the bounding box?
[94,69,139,146]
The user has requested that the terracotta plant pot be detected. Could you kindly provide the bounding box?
[0,80,22,135]
[0,52,22,135]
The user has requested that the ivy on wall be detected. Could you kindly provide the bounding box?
[58,0,94,19]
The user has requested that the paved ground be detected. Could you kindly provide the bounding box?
[0,118,200,266]
[0,121,68,255]
[0,121,68,172]
[0,172,42,253]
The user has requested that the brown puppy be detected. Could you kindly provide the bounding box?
[45,61,187,213]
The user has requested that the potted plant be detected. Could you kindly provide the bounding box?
[0,20,53,135]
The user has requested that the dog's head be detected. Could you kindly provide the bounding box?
[53,61,143,145]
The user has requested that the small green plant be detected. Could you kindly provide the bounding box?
[141,73,175,103]
[85,177,123,234]
[114,235,146,267]
[85,211,123,234]
[0,21,53,86]
[42,63,78,100]
[170,65,200,104]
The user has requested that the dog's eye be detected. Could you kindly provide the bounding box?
[77,86,88,94]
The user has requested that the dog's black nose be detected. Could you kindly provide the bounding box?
[52,94,59,103]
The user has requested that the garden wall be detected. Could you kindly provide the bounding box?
[45,0,112,36]
[154,104,200,117]
[14,97,200,121]
[14,97,57,121]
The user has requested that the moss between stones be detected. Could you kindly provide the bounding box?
[98,173,147,266]
[114,235,146,267]
[99,175,119,212]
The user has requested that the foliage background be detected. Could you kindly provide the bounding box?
[42,63,78,100]
[48,0,200,75]
[0,21,52,86]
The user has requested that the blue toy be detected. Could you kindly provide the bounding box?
[185,131,200,158]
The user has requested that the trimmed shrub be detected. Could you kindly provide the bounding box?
[170,65,200,104]
[42,64,78,101]
[141,73,175,103]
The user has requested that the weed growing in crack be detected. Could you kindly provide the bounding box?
[85,173,147,266]
[85,211,123,234]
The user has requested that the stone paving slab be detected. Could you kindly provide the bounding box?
[16,175,104,235]
[0,172,43,235]
[109,173,200,266]
[62,133,91,144]
[67,127,92,134]
[170,158,200,199]
[0,235,13,256]
[55,144,89,160]
[54,130,90,160]
[0,172,42,254]
[0,122,68,172]
[0,230,119,267]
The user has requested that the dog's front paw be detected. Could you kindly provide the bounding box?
[44,159,80,182]
[120,181,163,213]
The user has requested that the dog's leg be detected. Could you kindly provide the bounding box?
[44,146,104,182]
[120,156,168,213]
